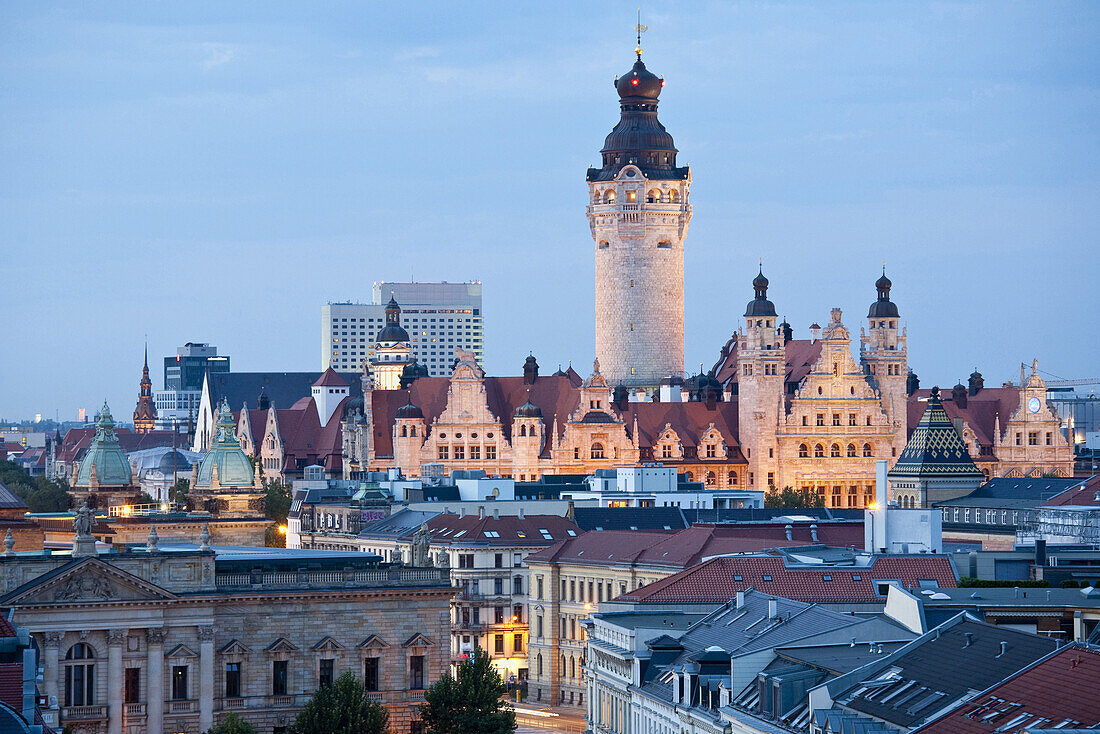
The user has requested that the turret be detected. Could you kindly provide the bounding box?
[860,268,908,456]
[736,268,785,490]
[371,296,413,390]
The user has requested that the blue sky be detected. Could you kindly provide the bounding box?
[1,1,1097,421]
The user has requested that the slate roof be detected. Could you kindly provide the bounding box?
[890,388,984,478]
[359,508,581,547]
[912,644,1100,733]
[572,507,689,532]
[774,641,910,675]
[617,555,958,605]
[935,477,1085,510]
[0,482,27,511]
[208,371,362,413]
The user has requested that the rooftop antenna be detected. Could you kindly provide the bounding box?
[635,9,647,60]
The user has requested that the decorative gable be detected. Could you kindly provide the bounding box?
[0,557,177,606]
[220,639,251,655]
[265,637,299,653]
[166,644,198,660]
[311,636,345,652]
[403,633,434,648]
[357,634,389,650]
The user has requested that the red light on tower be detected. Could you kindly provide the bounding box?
[631,78,639,86]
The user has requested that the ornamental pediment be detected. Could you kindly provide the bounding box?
[166,644,197,659]
[403,632,434,648]
[311,635,345,651]
[265,637,299,653]
[357,634,389,650]
[0,557,177,606]
[220,639,251,655]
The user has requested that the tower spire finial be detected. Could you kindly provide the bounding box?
[635,9,647,59]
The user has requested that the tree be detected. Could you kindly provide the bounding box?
[169,478,190,506]
[764,485,824,509]
[421,648,516,734]
[265,480,292,548]
[0,460,69,512]
[203,713,257,734]
[288,672,388,734]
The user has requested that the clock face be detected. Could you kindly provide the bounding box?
[1027,396,1041,414]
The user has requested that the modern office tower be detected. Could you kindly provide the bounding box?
[323,281,483,376]
[154,343,230,430]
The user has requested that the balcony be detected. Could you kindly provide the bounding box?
[223,697,245,710]
[168,699,196,714]
[62,705,107,721]
[123,702,146,717]
[271,695,296,708]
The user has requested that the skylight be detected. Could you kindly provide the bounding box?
[566,530,577,536]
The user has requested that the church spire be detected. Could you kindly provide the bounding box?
[134,342,157,434]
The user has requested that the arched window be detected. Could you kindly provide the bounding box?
[590,442,605,459]
[646,189,660,203]
[685,471,693,481]
[847,443,857,457]
[814,444,825,458]
[705,471,716,487]
[400,425,407,437]
[863,443,873,457]
[519,425,526,437]
[603,190,616,204]
[669,189,680,203]
[536,653,543,677]
[65,643,96,707]
[728,471,738,486]
[798,443,809,458]
[570,656,575,679]
[830,444,841,458]
[598,240,609,250]
[410,426,417,437]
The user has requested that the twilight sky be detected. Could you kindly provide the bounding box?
[1,1,1097,422]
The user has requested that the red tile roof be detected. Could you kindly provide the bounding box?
[617,554,957,604]
[1042,475,1100,507]
[712,338,823,401]
[0,662,22,715]
[313,368,349,387]
[523,522,864,570]
[913,645,1100,733]
[58,427,178,465]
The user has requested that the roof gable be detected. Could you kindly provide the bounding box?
[0,557,177,606]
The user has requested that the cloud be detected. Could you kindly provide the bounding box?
[394,46,442,62]
[200,42,236,70]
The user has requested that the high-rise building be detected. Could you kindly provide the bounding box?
[154,343,230,430]
[588,43,691,388]
[322,281,482,376]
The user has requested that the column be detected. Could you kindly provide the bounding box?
[41,632,63,709]
[106,630,126,734]
[146,628,166,734]
[198,626,215,731]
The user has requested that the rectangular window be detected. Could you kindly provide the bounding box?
[536,615,544,638]
[363,657,379,691]
[272,660,288,696]
[1028,432,1039,446]
[409,655,425,689]
[832,413,841,426]
[172,665,189,700]
[124,668,140,704]
[495,606,505,624]
[438,446,449,460]
[1015,432,1022,446]
[514,633,524,654]
[495,634,505,654]
[225,662,241,698]
[1046,432,1052,446]
[453,445,465,459]
[706,444,716,458]
[495,553,503,568]
[849,413,857,426]
[537,576,544,599]
[817,413,825,426]
[319,659,334,688]
[469,445,481,460]
[514,576,523,594]
[485,445,497,460]
[494,578,504,595]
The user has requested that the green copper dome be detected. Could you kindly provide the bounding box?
[195,399,256,488]
[75,402,133,487]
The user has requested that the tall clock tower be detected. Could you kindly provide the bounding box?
[587,41,691,388]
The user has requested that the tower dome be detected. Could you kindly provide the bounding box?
[376,296,411,343]
[744,267,777,317]
[396,397,424,420]
[75,402,133,487]
[514,399,543,418]
[868,268,899,318]
[195,399,255,488]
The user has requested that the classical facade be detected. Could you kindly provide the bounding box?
[132,347,157,435]
[588,45,691,388]
[0,534,451,734]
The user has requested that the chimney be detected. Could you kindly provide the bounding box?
[1035,539,1047,567]
[567,500,575,521]
[996,641,1008,658]
[518,507,525,520]
[849,638,856,647]
[736,591,745,609]
[810,524,819,543]
[768,598,778,619]
[963,632,974,648]
[493,508,499,519]
[478,506,484,519]
[784,524,793,541]
[810,323,821,343]
[1014,587,1019,599]
[459,507,466,518]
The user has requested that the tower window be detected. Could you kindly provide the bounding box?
[657,240,672,249]
[626,191,637,203]
[598,241,609,250]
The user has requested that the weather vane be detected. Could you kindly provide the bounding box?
[635,8,648,59]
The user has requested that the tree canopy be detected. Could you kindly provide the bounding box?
[421,648,516,734]
[0,459,70,512]
[764,485,824,509]
[203,713,257,734]
[288,672,388,734]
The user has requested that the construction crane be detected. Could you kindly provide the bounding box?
[1021,363,1100,389]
